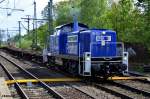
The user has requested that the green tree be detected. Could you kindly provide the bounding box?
[15,0,150,50]
[80,0,107,28]
[54,1,72,25]
[135,0,150,47]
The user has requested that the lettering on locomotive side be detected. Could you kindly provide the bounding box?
[68,35,78,42]
[96,36,111,42]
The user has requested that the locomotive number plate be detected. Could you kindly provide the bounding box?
[96,36,111,42]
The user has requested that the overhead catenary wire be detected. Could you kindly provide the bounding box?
[0,0,9,7]
[0,0,29,33]
[13,0,15,8]
[0,0,6,4]
[0,0,48,41]
[21,22,28,30]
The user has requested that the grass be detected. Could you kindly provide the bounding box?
[130,65,144,73]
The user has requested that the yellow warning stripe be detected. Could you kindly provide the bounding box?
[5,78,81,85]
[108,76,150,80]
[6,77,150,84]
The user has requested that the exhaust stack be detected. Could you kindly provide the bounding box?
[73,15,79,32]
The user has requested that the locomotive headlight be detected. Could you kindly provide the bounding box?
[86,57,91,61]
[123,57,127,61]
[48,53,51,56]
[102,31,106,34]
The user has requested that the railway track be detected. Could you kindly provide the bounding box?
[0,51,133,99]
[112,71,150,98]
[96,82,149,99]
[116,80,150,92]
[0,52,96,99]
[0,63,9,80]
[49,83,95,99]
[111,81,150,97]
[69,82,124,99]
[0,55,64,99]
[103,72,150,98]
[19,58,135,99]
[2,50,150,99]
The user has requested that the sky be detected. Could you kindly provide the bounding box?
[0,0,66,40]
[0,0,119,40]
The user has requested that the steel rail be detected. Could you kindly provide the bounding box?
[0,0,5,4]
[65,83,95,99]
[4,52,96,99]
[93,83,132,99]
[2,50,139,99]
[4,49,150,98]
[72,86,95,99]
[0,54,65,99]
[0,63,29,99]
[126,71,150,84]
[111,81,150,97]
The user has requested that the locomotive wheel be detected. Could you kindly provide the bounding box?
[67,61,78,76]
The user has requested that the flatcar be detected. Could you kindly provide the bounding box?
[45,20,128,77]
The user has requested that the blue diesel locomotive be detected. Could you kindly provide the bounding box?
[47,20,128,77]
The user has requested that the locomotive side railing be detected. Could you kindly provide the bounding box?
[78,43,81,75]
[116,42,124,57]
[78,42,92,76]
